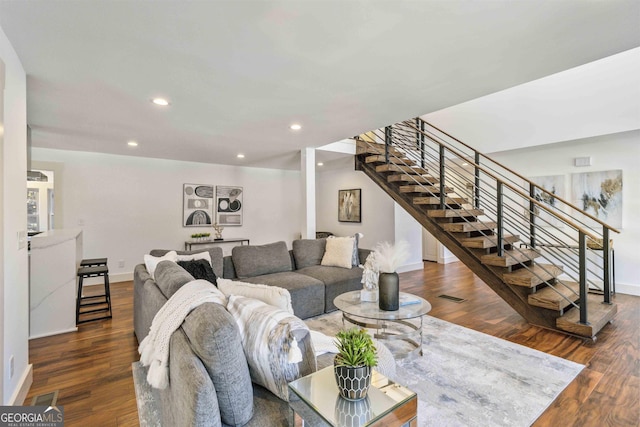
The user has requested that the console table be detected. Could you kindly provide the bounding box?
[184,238,250,251]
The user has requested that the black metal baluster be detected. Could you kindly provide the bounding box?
[603,227,611,304]
[496,181,504,257]
[530,183,536,248]
[578,231,589,325]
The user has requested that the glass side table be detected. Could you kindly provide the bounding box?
[333,291,431,359]
[288,366,417,427]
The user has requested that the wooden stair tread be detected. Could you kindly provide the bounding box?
[460,234,519,249]
[427,209,484,218]
[388,174,438,184]
[376,164,428,174]
[413,196,467,205]
[556,295,617,338]
[528,281,579,311]
[399,185,454,194]
[365,155,415,166]
[503,264,563,287]
[356,141,403,156]
[442,221,497,233]
[481,249,540,267]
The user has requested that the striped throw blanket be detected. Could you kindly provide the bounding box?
[138,279,227,389]
[227,295,315,401]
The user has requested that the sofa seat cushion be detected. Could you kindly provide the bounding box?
[232,241,293,279]
[239,272,324,319]
[154,260,196,299]
[296,265,364,312]
[181,302,254,426]
[292,238,326,269]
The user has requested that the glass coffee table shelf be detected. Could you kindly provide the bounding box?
[288,366,417,427]
[333,291,431,359]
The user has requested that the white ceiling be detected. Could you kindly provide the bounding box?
[1,1,639,169]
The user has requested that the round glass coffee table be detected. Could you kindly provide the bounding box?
[333,291,431,359]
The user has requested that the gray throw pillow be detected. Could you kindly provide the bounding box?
[154,260,195,299]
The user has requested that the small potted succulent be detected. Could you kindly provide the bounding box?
[334,328,378,401]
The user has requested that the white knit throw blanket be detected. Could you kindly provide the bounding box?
[138,279,226,389]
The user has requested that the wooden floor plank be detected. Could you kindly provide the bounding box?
[24,262,639,426]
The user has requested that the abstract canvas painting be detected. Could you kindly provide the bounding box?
[338,189,361,222]
[216,186,243,226]
[530,175,565,227]
[183,184,214,227]
[571,170,622,228]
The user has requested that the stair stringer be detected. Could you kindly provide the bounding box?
[356,156,561,331]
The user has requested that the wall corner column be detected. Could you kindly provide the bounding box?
[301,148,316,239]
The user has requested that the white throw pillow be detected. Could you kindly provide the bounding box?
[176,251,212,267]
[144,251,178,279]
[217,278,294,314]
[321,236,355,269]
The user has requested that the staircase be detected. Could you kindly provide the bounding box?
[355,119,618,340]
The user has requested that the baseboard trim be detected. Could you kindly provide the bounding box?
[29,327,78,340]
[397,262,424,273]
[616,282,640,296]
[9,364,33,405]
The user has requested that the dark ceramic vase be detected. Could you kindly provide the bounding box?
[378,272,399,311]
[334,362,372,401]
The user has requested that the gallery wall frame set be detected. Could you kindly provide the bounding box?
[183,184,243,227]
[338,189,361,223]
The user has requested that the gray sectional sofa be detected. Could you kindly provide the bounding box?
[133,239,369,426]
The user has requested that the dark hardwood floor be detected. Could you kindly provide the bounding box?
[25,261,639,426]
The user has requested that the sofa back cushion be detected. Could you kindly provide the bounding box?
[231,241,292,279]
[150,248,224,278]
[154,260,195,299]
[181,302,254,426]
[292,239,326,269]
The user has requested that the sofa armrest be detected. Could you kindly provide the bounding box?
[358,248,372,264]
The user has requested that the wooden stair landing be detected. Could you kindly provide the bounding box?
[556,295,617,339]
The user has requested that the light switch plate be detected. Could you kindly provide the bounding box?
[17,230,27,250]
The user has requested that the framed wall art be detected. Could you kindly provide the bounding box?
[338,189,361,223]
[571,170,622,228]
[183,184,214,227]
[529,175,565,227]
[216,186,243,226]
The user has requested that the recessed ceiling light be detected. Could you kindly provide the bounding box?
[290,124,302,130]
[152,98,170,106]
[317,162,324,166]
[237,154,245,159]
[462,162,468,166]
[127,141,138,147]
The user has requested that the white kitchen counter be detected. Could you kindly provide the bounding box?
[29,228,83,338]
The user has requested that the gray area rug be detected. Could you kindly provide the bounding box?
[133,312,583,426]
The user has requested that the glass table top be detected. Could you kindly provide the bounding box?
[288,366,415,426]
[334,291,431,321]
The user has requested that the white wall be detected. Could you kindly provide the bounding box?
[489,130,640,295]
[1,25,30,404]
[316,156,423,271]
[316,157,395,251]
[31,148,303,279]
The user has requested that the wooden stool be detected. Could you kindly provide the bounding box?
[76,265,112,325]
